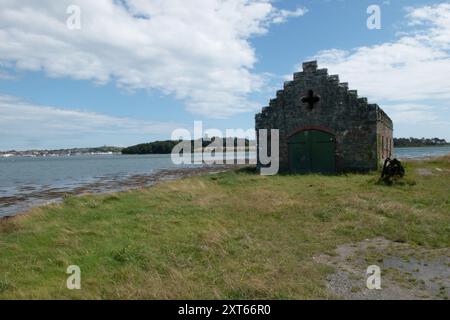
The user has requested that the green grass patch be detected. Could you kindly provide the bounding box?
[0,157,449,299]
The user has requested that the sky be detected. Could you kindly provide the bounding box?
[0,0,449,150]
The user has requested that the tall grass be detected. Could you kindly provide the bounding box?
[0,157,448,299]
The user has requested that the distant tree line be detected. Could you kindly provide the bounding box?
[122,140,178,154]
[394,137,449,148]
[121,138,252,155]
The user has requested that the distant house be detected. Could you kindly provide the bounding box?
[255,61,393,174]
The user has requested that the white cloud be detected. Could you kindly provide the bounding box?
[382,103,438,124]
[0,0,306,118]
[0,94,181,150]
[270,7,308,24]
[311,2,450,131]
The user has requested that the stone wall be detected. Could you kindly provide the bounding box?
[255,60,393,173]
[377,107,394,163]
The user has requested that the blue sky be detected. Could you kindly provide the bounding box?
[0,0,449,150]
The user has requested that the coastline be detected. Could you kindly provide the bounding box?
[0,164,244,219]
[1,155,448,299]
[1,152,449,220]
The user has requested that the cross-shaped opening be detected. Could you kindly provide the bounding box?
[301,90,320,109]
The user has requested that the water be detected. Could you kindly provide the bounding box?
[0,152,254,217]
[0,154,187,196]
[0,147,448,217]
[394,146,450,159]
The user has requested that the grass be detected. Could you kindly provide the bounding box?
[0,156,449,299]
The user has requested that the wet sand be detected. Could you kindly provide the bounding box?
[0,164,243,218]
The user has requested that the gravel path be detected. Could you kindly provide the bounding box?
[314,238,450,300]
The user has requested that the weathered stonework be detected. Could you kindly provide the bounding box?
[255,61,393,173]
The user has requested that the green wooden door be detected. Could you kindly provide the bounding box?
[288,130,336,174]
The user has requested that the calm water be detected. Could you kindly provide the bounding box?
[394,146,450,159]
[0,152,253,217]
[0,154,190,197]
[0,147,448,217]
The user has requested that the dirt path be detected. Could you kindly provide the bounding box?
[314,238,450,300]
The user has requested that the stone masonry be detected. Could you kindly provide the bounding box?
[255,61,393,173]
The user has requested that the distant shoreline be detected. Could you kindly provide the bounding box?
[2,144,450,158]
[395,145,450,148]
[0,149,257,158]
[2,145,450,158]
[0,152,122,158]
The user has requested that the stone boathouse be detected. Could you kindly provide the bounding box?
[255,61,393,174]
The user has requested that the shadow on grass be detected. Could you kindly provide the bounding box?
[235,166,258,174]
